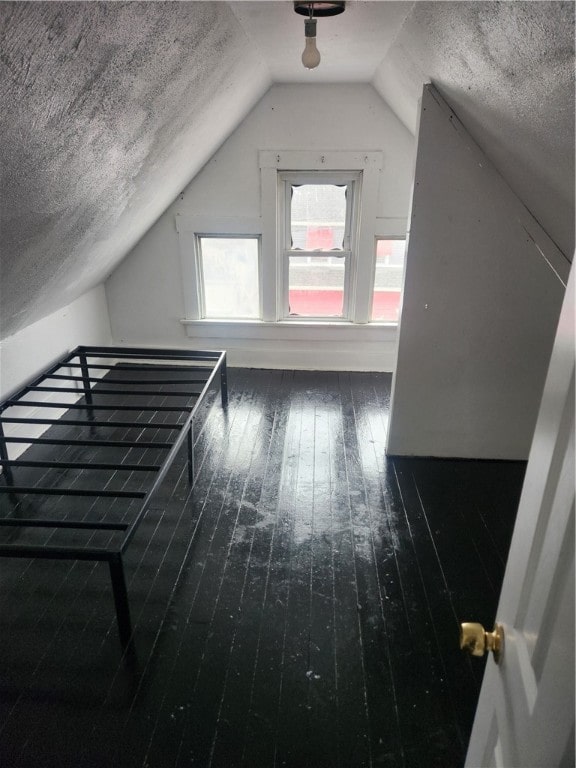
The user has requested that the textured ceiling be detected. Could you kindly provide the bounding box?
[372,1,575,263]
[0,1,573,339]
[0,2,271,338]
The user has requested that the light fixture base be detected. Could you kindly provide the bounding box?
[294,1,345,18]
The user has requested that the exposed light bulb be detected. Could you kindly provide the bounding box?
[302,17,320,69]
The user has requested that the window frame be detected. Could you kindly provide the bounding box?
[175,215,263,323]
[177,152,396,331]
[260,151,384,324]
[195,233,262,320]
[278,171,360,322]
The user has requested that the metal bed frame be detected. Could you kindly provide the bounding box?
[0,345,227,657]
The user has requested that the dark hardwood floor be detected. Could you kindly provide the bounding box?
[0,368,525,768]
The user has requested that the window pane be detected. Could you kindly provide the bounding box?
[372,239,405,322]
[200,237,259,319]
[290,184,347,251]
[288,256,345,317]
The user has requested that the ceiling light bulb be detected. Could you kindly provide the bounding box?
[302,18,320,69]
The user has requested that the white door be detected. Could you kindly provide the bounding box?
[465,263,574,767]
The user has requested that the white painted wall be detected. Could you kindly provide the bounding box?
[387,86,570,460]
[0,285,112,458]
[106,84,415,370]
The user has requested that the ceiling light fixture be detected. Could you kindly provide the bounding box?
[294,2,345,70]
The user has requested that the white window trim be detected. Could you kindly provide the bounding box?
[176,216,263,321]
[259,150,383,323]
[179,318,399,341]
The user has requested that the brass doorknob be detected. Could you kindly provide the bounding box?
[460,622,504,663]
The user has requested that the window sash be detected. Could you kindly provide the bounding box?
[196,234,262,320]
[283,252,352,320]
[283,177,355,254]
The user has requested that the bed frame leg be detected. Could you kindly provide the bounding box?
[187,424,194,485]
[78,352,96,434]
[0,422,14,487]
[108,555,136,662]
[220,357,228,408]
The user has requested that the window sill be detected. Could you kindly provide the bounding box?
[180,318,398,342]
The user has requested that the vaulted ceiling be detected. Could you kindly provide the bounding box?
[1,1,573,339]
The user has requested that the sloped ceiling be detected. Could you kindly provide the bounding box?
[0,1,271,338]
[1,1,573,340]
[372,1,575,263]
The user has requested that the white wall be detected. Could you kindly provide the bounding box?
[387,86,570,460]
[106,84,415,370]
[0,285,112,458]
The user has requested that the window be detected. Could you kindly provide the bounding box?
[178,152,405,336]
[280,172,359,320]
[371,238,406,322]
[197,236,260,319]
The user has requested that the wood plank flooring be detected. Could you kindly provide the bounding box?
[0,368,525,767]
